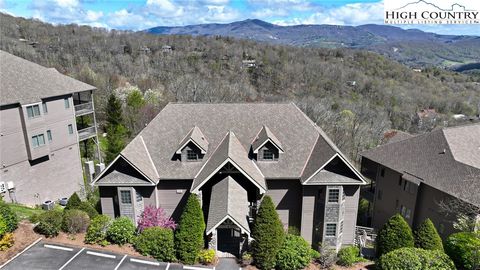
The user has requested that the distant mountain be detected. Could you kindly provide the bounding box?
[147,19,480,68]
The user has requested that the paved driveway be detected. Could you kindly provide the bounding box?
[0,241,198,270]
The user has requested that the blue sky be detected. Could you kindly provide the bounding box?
[0,0,478,35]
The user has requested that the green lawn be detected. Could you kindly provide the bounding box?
[7,203,45,220]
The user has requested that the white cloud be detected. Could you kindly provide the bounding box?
[55,0,78,8]
[85,10,103,22]
[251,8,288,18]
[107,9,156,30]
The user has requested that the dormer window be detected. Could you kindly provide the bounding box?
[187,149,199,161]
[252,125,284,161]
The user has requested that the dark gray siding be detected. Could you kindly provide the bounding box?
[99,186,118,218]
[157,180,192,221]
[266,180,302,230]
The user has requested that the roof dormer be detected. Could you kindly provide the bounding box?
[252,125,284,161]
[176,126,208,161]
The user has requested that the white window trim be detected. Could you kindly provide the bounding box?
[327,188,340,204]
[325,223,337,237]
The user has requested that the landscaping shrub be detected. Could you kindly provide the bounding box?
[0,202,18,232]
[77,201,98,219]
[0,216,7,238]
[287,226,300,236]
[252,196,285,270]
[376,214,414,257]
[106,216,135,245]
[445,232,480,270]
[414,218,443,251]
[175,194,205,264]
[0,233,14,251]
[275,234,312,270]
[35,210,63,237]
[198,249,216,265]
[134,227,176,262]
[85,215,112,244]
[379,247,455,270]
[316,243,337,269]
[65,192,81,210]
[62,209,90,234]
[137,206,176,232]
[337,246,364,267]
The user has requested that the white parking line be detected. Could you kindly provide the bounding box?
[114,255,127,270]
[130,258,160,266]
[184,266,213,270]
[44,244,74,252]
[58,248,85,270]
[86,251,116,259]
[166,262,170,270]
[0,237,42,269]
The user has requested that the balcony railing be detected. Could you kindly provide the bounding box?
[74,102,94,116]
[78,126,97,141]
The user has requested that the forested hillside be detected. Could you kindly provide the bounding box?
[1,13,479,162]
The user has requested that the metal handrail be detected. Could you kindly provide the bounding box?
[74,102,93,112]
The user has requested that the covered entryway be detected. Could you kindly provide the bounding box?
[205,176,251,257]
[217,226,243,257]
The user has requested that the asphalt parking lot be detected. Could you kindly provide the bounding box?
[0,240,215,270]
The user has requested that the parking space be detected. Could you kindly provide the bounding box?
[1,241,216,270]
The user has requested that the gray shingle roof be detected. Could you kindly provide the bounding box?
[361,123,480,207]
[251,125,284,153]
[305,170,361,185]
[0,51,95,105]
[120,136,159,182]
[175,126,209,154]
[206,176,250,235]
[95,170,153,186]
[301,134,337,183]
[192,131,266,192]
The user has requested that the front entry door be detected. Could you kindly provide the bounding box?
[217,228,242,257]
[118,187,135,221]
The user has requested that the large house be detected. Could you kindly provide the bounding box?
[0,51,100,205]
[361,124,480,238]
[93,103,366,256]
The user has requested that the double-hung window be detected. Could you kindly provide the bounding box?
[64,98,70,109]
[186,149,198,161]
[47,130,52,142]
[326,223,337,237]
[263,148,274,160]
[26,105,41,118]
[68,124,74,135]
[42,102,48,114]
[328,189,340,203]
[120,190,132,204]
[32,134,45,148]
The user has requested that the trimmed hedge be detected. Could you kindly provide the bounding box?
[376,214,414,257]
[445,232,480,270]
[0,202,18,232]
[275,234,311,270]
[379,247,455,270]
[414,218,443,251]
[35,210,63,237]
[107,216,136,245]
[77,201,99,219]
[134,227,176,262]
[85,215,112,244]
[62,209,90,234]
[65,192,82,210]
[252,196,285,270]
[175,194,205,264]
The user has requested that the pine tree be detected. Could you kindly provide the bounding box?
[252,195,285,270]
[104,93,127,164]
[65,192,82,210]
[376,214,414,257]
[414,218,443,251]
[174,194,205,265]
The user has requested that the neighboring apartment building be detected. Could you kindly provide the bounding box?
[361,124,480,238]
[93,103,366,256]
[0,51,99,205]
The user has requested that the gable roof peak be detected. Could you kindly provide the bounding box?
[251,125,284,154]
[175,125,209,154]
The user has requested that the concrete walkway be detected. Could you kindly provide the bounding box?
[217,258,242,270]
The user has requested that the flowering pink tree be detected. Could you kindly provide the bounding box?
[137,206,177,232]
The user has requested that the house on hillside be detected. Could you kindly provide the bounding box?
[93,103,366,256]
[360,124,480,238]
[414,108,438,130]
[0,51,100,205]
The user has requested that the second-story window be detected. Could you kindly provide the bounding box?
[26,104,41,119]
[42,102,48,114]
[186,149,198,161]
[328,189,340,203]
[325,223,337,237]
[263,148,274,160]
[32,134,45,148]
[64,98,70,109]
[47,130,52,142]
[68,124,74,135]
